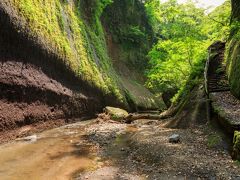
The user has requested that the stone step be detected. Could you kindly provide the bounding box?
[209,88,230,92]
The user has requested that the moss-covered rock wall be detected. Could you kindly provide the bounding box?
[0,0,164,113]
[226,0,240,98]
[101,0,165,110]
[2,0,123,100]
[102,0,153,73]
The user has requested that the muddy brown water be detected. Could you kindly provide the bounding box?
[0,120,103,180]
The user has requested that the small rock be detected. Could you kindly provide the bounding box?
[169,134,180,143]
[17,134,37,142]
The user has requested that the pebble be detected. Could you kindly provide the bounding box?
[169,134,180,143]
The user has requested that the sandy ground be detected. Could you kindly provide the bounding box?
[76,118,240,180]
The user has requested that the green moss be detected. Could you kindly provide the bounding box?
[105,106,129,120]
[225,18,240,99]
[9,0,124,102]
[101,0,153,73]
[233,131,240,160]
[211,101,228,119]
[216,67,224,74]
[207,134,222,148]
[234,160,240,167]
[226,39,240,98]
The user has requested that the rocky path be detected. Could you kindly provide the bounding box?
[0,116,239,179]
[76,118,240,180]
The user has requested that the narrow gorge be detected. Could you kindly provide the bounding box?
[0,0,240,179]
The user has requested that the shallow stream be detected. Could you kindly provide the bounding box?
[0,120,100,180]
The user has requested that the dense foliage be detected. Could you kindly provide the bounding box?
[145,0,231,103]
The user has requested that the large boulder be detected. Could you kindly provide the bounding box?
[104,106,129,121]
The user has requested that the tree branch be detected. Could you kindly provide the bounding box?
[207,15,226,27]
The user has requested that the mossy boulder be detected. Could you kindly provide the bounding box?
[232,131,240,160]
[104,106,129,121]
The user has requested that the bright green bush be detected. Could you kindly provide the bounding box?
[145,0,231,104]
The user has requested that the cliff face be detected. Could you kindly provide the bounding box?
[231,0,240,21]
[0,0,163,135]
[226,0,240,98]
[102,0,164,110]
[0,0,110,135]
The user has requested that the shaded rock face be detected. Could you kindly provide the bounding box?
[101,0,164,111]
[226,1,240,99]
[0,0,163,137]
[231,0,240,21]
[0,3,106,133]
[162,89,178,108]
[165,84,208,129]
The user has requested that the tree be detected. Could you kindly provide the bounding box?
[145,0,209,94]
[204,0,231,41]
